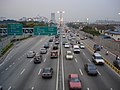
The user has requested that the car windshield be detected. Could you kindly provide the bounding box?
[96,56,102,59]
[43,68,50,73]
[88,65,96,70]
[70,78,80,82]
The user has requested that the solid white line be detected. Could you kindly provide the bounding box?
[79,69,83,75]
[87,88,90,90]
[97,70,101,75]
[31,87,34,90]
[61,36,65,90]
[88,59,91,63]
[38,69,41,75]
[20,69,25,75]
[75,58,78,63]
[8,86,11,90]
[56,50,60,90]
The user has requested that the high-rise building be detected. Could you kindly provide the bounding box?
[51,13,56,23]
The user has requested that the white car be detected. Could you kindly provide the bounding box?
[27,51,36,58]
[65,51,74,60]
[80,43,85,49]
[64,43,70,48]
[92,53,104,65]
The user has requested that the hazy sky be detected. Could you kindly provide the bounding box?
[0,0,120,22]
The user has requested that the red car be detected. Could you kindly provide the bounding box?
[68,74,82,90]
[50,50,58,58]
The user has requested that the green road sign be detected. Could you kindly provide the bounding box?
[7,24,23,35]
[34,26,57,35]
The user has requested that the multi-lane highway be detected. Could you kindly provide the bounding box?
[0,28,120,90]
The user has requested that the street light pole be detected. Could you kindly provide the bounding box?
[57,11,65,27]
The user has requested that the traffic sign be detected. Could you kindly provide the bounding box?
[33,26,57,35]
[7,24,23,35]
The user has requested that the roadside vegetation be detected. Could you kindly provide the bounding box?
[82,26,100,36]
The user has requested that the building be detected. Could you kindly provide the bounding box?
[51,13,56,23]
[103,27,120,41]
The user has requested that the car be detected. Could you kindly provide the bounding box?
[62,41,67,45]
[73,45,80,53]
[113,60,120,70]
[34,53,42,64]
[27,51,36,58]
[65,51,74,60]
[0,86,3,90]
[62,35,66,38]
[55,40,59,44]
[68,74,82,90]
[50,50,58,58]
[40,48,47,54]
[92,53,104,65]
[80,37,85,40]
[84,63,98,75]
[41,67,53,78]
[80,43,85,49]
[53,44,58,50]
[93,44,101,51]
[44,43,49,48]
[64,43,70,48]
[49,38,53,42]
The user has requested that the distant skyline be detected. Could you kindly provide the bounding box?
[0,0,120,22]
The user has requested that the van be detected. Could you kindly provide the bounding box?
[73,45,80,53]
[92,53,104,65]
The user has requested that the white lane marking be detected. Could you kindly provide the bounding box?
[87,88,90,90]
[61,37,65,90]
[1,71,4,73]
[20,69,25,75]
[31,87,34,90]
[38,69,41,75]
[110,88,113,90]
[8,86,11,90]
[0,62,4,66]
[44,58,46,62]
[30,59,33,62]
[6,68,8,70]
[56,51,59,90]
[9,65,12,67]
[75,58,78,63]
[79,69,83,75]
[97,70,101,75]
[83,52,85,56]
[88,59,91,63]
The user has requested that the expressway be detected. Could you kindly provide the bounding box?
[0,28,120,90]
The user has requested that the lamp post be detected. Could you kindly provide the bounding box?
[57,11,65,27]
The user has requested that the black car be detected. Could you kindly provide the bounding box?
[44,43,49,48]
[49,38,53,42]
[34,54,42,64]
[93,44,101,51]
[84,63,98,75]
[113,60,120,70]
[55,40,59,44]
[42,67,53,78]
[0,86,3,90]
[53,45,58,50]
